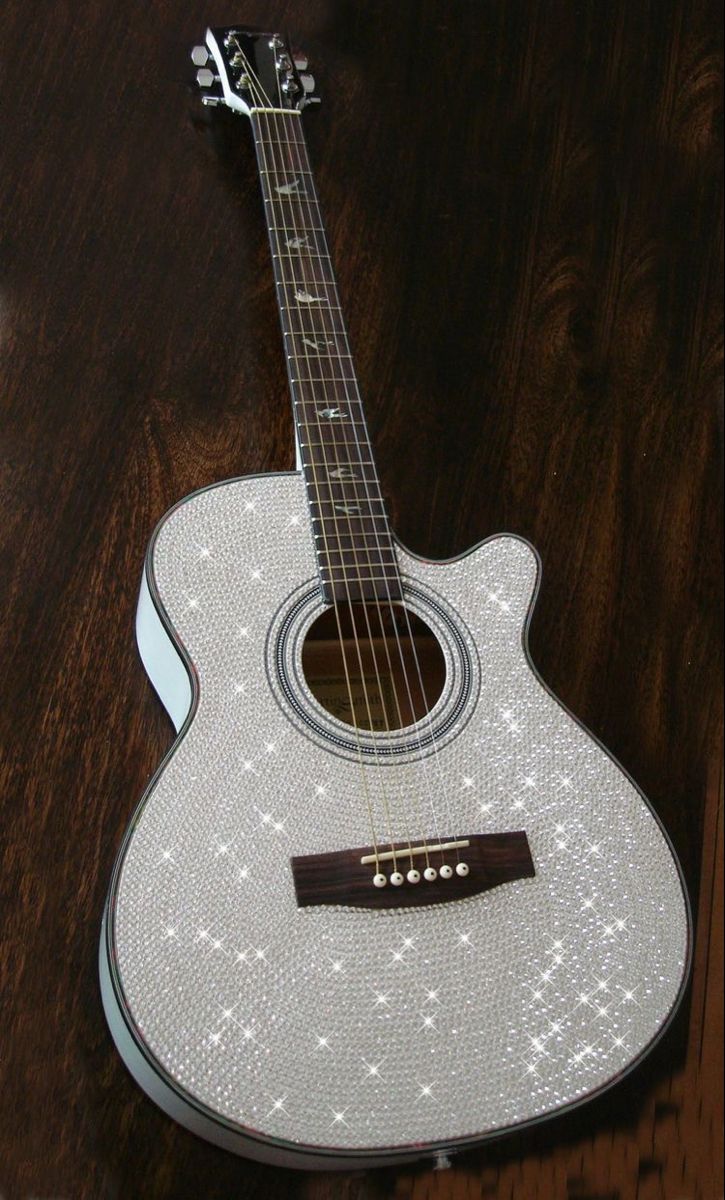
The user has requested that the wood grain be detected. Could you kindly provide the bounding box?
[0,1,721,1198]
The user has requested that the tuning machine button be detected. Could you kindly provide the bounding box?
[196,67,218,89]
[191,45,209,67]
[292,53,309,71]
[299,73,316,94]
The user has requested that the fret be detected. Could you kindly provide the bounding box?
[280,299,343,314]
[309,473,384,488]
[289,358,354,373]
[264,196,318,212]
[269,225,327,240]
[283,316,347,338]
[294,416,365,429]
[260,171,318,188]
[287,350,351,358]
[260,166,315,176]
[296,419,367,430]
[255,139,307,150]
[303,459,378,469]
[284,325,348,344]
[309,496,386,506]
[293,386,357,401]
[269,229,329,246]
[301,440,376,450]
[305,461,380,477]
[292,377,358,385]
[274,251,332,262]
[268,223,327,234]
[262,190,321,208]
[271,246,331,266]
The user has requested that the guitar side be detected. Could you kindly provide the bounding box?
[100,470,692,1170]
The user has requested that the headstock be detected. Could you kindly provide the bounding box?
[191,28,319,116]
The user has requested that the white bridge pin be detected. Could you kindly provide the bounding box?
[456,862,470,877]
[373,873,387,888]
[407,869,421,884]
[390,871,404,886]
[424,867,437,882]
[439,864,454,880]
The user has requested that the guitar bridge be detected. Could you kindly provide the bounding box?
[291,831,534,909]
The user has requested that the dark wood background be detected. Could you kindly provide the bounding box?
[0,2,722,1197]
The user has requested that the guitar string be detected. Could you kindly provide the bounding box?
[259,96,453,876]
[261,113,428,876]
[257,105,411,878]
[244,68,399,875]
[242,61,389,872]
[261,112,447,877]
[249,60,452,876]
[276,102,462,873]
[245,53,459,877]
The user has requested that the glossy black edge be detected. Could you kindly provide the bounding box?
[100,470,694,1171]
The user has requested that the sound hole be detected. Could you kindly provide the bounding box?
[301,603,446,732]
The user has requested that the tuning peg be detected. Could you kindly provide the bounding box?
[191,45,209,67]
[292,53,309,71]
[196,67,217,88]
[299,73,316,94]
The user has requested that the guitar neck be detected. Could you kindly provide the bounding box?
[251,109,402,605]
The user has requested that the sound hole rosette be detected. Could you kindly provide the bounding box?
[265,576,480,760]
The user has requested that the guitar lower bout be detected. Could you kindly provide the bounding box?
[101,470,690,1169]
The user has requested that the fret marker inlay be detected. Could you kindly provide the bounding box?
[275,177,306,196]
[318,407,347,420]
[286,235,311,250]
[295,289,325,304]
[303,336,335,351]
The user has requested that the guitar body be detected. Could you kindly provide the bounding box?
[101,470,691,1169]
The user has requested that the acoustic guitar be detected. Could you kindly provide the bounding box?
[100,26,692,1169]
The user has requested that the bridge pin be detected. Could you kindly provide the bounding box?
[456,862,469,877]
[423,867,437,881]
[373,873,387,888]
[439,864,454,879]
[390,871,404,886]
[407,869,421,884]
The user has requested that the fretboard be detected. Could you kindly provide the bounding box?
[251,109,402,606]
